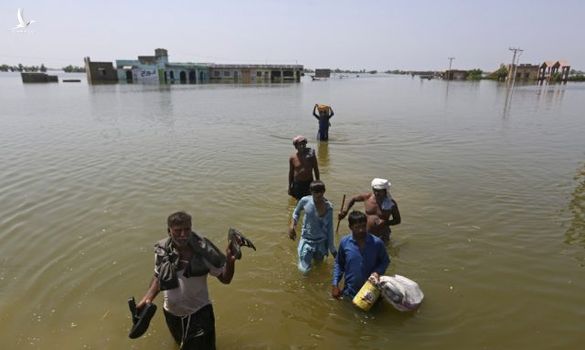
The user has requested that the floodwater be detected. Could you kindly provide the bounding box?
[0,72,584,349]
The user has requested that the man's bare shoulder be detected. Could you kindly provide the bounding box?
[362,192,374,200]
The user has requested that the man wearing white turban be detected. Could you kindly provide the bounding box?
[338,178,401,243]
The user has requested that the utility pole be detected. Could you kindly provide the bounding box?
[447,57,455,80]
[508,47,523,85]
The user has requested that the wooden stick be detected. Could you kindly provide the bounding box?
[335,194,346,235]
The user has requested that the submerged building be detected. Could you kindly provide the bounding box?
[84,57,118,84]
[507,64,540,81]
[506,60,571,84]
[444,69,469,80]
[538,60,571,83]
[85,48,303,85]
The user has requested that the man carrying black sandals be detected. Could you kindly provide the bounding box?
[135,211,236,350]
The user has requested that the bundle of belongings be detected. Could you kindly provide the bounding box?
[316,104,331,113]
[377,274,424,312]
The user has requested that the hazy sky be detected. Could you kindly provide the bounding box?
[2,0,583,71]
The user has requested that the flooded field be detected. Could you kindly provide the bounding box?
[0,72,584,349]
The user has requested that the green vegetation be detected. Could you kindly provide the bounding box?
[486,65,508,81]
[550,72,563,82]
[568,74,585,82]
[62,65,85,73]
[467,69,483,80]
[0,63,47,72]
[384,70,411,75]
[333,68,369,74]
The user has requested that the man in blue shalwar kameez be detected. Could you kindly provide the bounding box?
[288,180,337,274]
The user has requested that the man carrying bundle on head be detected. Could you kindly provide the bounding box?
[313,104,334,141]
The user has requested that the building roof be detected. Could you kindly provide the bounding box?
[541,60,560,68]
[558,60,570,67]
[208,64,303,69]
[165,62,209,69]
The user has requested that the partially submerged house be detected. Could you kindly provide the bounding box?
[85,48,303,85]
[507,64,540,81]
[209,64,302,83]
[538,60,570,83]
[444,69,469,80]
[21,72,58,83]
[84,57,118,84]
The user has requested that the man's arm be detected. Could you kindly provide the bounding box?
[217,245,236,284]
[136,276,160,312]
[288,156,294,195]
[329,108,334,119]
[387,200,401,226]
[338,193,368,219]
[313,105,319,119]
[326,206,336,257]
[313,154,320,180]
[331,241,345,298]
[288,198,305,240]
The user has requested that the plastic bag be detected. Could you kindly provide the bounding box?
[378,274,424,312]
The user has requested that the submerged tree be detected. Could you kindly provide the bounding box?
[467,69,483,80]
[487,65,508,81]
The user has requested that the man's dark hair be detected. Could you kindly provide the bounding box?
[310,180,326,193]
[167,211,192,228]
[348,210,367,226]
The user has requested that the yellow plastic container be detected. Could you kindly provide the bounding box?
[352,280,380,311]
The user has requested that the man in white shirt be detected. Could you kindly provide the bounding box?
[136,211,236,350]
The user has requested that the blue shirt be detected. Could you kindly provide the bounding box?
[332,233,390,298]
[292,195,336,255]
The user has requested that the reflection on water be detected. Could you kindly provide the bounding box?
[564,162,585,249]
[444,80,450,102]
[317,141,330,168]
[502,85,515,119]
[536,83,566,108]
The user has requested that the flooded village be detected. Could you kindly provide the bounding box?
[84,48,303,85]
[17,47,577,87]
[2,2,585,350]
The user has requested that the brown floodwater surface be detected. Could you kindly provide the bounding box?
[0,73,584,349]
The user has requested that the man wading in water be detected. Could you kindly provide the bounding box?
[313,104,334,141]
[338,178,401,243]
[288,180,337,274]
[288,135,320,200]
[135,211,237,350]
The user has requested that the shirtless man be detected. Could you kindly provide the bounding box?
[288,135,320,200]
[338,178,401,243]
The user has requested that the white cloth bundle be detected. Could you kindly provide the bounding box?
[378,274,424,312]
